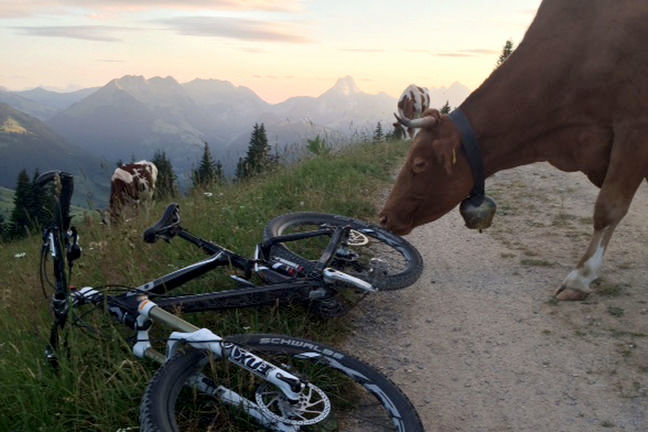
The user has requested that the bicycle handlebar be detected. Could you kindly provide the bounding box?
[36,170,74,232]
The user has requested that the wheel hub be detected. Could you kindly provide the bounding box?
[255,381,331,426]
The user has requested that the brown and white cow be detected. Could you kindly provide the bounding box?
[106,161,158,223]
[393,84,430,139]
[380,0,648,301]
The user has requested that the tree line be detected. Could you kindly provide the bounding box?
[0,122,278,241]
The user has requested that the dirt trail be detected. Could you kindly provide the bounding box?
[345,163,648,431]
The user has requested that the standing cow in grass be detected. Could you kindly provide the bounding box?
[104,161,158,224]
[380,0,648,301]
[393,85,430,140]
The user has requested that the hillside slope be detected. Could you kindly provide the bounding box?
[0,104,109,205]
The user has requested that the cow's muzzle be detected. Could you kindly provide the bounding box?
[379,213,413,236]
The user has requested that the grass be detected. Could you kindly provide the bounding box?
[607,306,625,318]
[594,281,626,297]
[0,139,410,431]
[0,186,14,218]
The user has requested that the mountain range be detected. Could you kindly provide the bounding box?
[0,75,471,202]
[0,103,109,205]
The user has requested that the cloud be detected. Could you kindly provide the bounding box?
[242,47,267,53]
[253,74,295,79]
[403,47,499,57]
[0,0,302,18]
[433,48,499,57]
[12,25,134,41]
[339,48,384,53]
[160,16,309,43]
[435,53,473,58]
[461,48,499,55]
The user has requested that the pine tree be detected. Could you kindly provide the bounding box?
[9,170,34,237]
[373,122,384,144]
[0,213,6,241]
[215,160,225,184]
[235,157,247,182]
[440,100,452,114]
[192,142,217,188]
[152,150,178,199]
[236,123,276,181]
[306,135,330,156]
[496,39,514,68]
[30,169,53,228]
[390,124,405,141]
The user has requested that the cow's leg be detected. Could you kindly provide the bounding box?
[556,127,647,300]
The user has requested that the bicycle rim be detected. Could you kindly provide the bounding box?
[264,213,423,291]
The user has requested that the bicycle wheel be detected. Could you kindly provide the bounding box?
[264,212,423,291]
[140,333,424,432]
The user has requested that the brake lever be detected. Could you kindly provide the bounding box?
[66,226,82,263]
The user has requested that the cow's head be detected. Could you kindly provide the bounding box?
[379,109,473,235]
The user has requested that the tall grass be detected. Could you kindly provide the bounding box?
[0,140,409,431]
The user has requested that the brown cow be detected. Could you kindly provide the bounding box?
[106,161,158,223]
[393,84,431,139]
[380,0,648,301]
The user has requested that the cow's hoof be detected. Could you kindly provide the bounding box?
[554,286,590,301]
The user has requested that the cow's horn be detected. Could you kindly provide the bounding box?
[393,113,437,129]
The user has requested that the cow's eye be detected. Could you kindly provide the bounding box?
[412,157,427,173]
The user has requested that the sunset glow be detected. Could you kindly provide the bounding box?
[1,0,542,102]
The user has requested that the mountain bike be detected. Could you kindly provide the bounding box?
[38,170,424,431]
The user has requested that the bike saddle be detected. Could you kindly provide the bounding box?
[143,203,181,243]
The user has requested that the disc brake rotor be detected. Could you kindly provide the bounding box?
[255,381,331,426]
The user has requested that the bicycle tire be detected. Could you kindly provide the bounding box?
[140,333,424,432]
[263,212,423,291]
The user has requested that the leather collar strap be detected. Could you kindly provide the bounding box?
[449,108,485,203]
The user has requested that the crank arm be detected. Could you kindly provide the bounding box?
[322,267,377,292]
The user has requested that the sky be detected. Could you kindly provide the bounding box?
[0,0,542,104]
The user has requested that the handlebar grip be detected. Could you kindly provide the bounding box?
[59,173,74,231]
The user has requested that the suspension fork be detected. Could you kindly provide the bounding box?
[44,227,70,369]
[133,296,306,401]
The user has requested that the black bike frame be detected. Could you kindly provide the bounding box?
[37,170,349,336]
[92,225,344,328]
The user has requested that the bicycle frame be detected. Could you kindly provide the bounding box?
[95,223,373,324]
[37,172,415,431]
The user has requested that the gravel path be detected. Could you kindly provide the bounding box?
[345,163,648,431]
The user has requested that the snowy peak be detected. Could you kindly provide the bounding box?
[322,76,361,97]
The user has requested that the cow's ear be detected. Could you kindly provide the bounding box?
[431,138,459,175]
